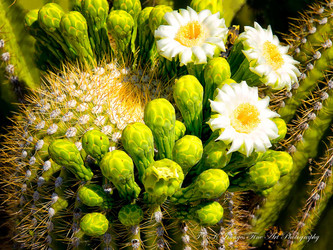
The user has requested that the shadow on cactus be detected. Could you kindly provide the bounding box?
[1,0,332,249]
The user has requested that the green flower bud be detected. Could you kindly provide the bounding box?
[118,204,144,226]
[38,3,75,59]
[144,98,176,160]
[82,129,110,162]
[172,169,229,204]
[142,159,184,204]
[174,120,186,141]
[137,7,155,63]
[80,212,109,237]
[189,139,231,177]
[190,0,223,16]
[99,150,141,201]
[113,0,142,20]
[261,150,293,176]
[107,10,134,56]
[122,122,155,180]
[60,11,95,65]
[203,58,231,117]
[81,0,111,60]
[172,135,203,175]
[193,201,224,226]
[48,139,93,181]
[78,184,112,209]
[230,161,281,192]
[149,5,173,34]
[173,75,203,136]
[271,117,287,143]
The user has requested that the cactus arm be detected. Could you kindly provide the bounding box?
[173,75,203,137]
[144,205,167,249]
[279,45,333,122]
[251,87,333,246]
[0,1,39,104]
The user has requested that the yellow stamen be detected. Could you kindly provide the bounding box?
[262,41,284,70]
[175,21,205,47]
[231,103,260,133]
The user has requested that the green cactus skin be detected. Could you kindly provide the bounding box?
[118,204,144,249]
[277,6,333,123]
[142,158,184,204]
[82,129,110,162]
[80,212,109,237]
[72,0,83,11]
[172,135,203,175]
[173,75,203,137]
[99,150,141,201]
[285,138,333,250]
[250,3,333,246]
[121,122,155,181]
[107,10,135,58]
[113,0,142,20]
[0,1,39,105]
[78,183,112,209]
[171,169,229,204]
[144,98,176,160]
[251,82,333,246]
[80,0,111,61]
[49,139,94,181]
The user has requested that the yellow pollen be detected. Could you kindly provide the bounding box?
[231,103,260,133]
[262,41,284,70]
[175,21,204,47]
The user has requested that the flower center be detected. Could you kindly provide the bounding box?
[175,21,205,47]
[262,41,284,70]
[231,103,260,133]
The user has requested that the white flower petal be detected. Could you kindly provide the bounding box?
[154,7,228,65]
[192,46,207,64]
[239,22,300,90]
[209,81,279,155]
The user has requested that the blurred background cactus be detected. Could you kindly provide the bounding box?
[1,0,332,250]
